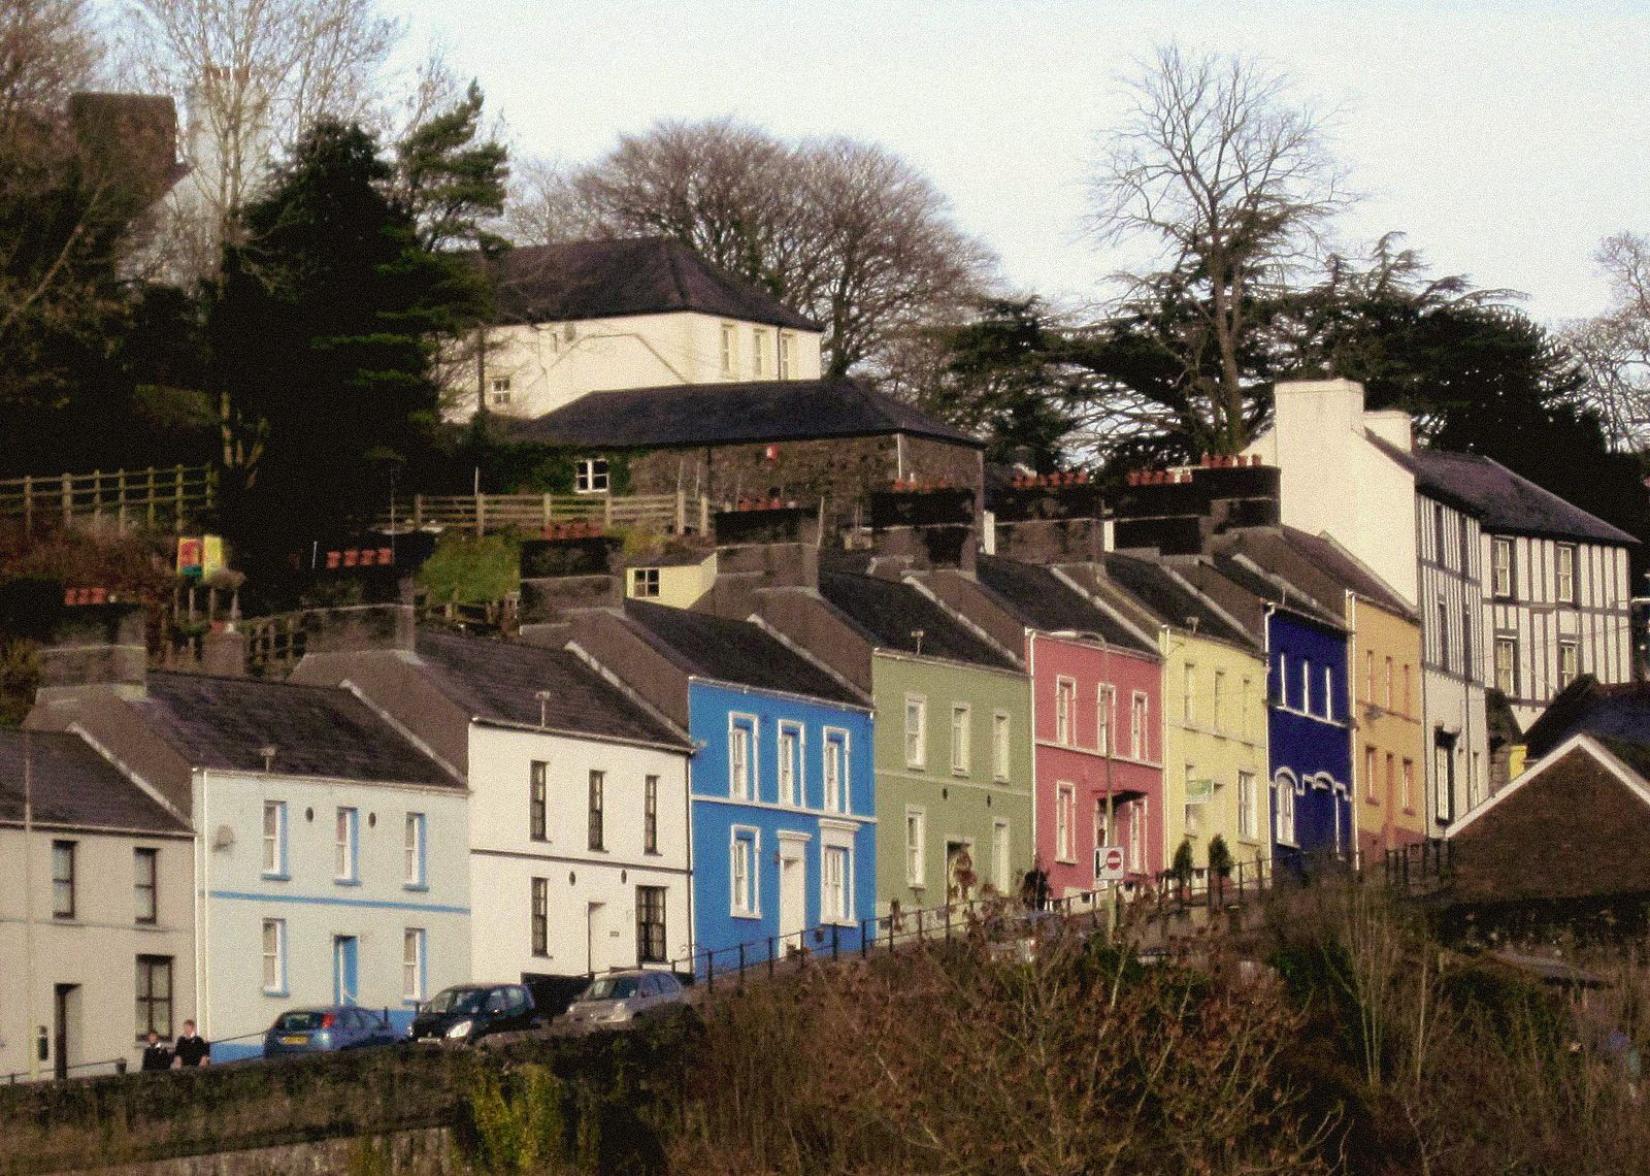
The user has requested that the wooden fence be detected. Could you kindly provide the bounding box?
[0,465,216,534]
[377,490,703,535]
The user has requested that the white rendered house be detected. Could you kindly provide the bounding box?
[444,237,823,423]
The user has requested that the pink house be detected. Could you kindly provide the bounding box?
[919,555,1165,897]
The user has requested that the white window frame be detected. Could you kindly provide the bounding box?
[262,918,287,995]
[334,807,359,883]
[1130,691,1148,759]
[1300,660,1312,716]
[1182,663,1195,723]
[573,457,609,494]
[1494,636,1517,695]
[404,812,427,889]
[1492,536,1513,598]
[951,703,972,775]
[1323,666,1335,721]
[1237,771,1258,841]
[992,819,1011,893]
[1558,639,1580,689]
[1055,677,1076,746]
[1275,778,1297,848]
[1097,684,1116,755]
[905,806,926,888]
[1126,800,1147,874]
[489,375,512,407]
[777,330,794,378]
[905,694,927,769]
[402,928,426,1002]
[1212,669,1226,732]
[751,327,769,378]
[778,721,803,806]
[730,826,760,918]
[262,800,287,878]
[630,567,661,598]
[992,710,1010,781]
[729,713,757,800]
[1056,783,1076,863]
[820,833,854,924]
[1556,543,1576,604]
[719,322,738,375]
[823,728,849,813]
[1402,759,1415,811]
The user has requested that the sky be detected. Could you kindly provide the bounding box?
[380,0,1650,325]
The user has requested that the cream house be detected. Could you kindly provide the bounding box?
[0,729,194,1082]
[446,237,823,422]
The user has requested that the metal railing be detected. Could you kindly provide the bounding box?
[672,842,1454,994]
[0,465,216,534]
[377,491,701,536]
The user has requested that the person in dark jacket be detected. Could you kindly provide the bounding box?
[173,1021,209,1067]
[140,1031,172,1072]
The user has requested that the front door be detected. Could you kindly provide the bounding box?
[778,845,806,952]
[53,984,78,1081]
[333,936,359,1006]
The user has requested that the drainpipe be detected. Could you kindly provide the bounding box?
[194,768,209,1048]
[23,731,38,1081]
[1027,628,1037,896]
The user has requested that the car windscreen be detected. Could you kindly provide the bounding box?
[425,988,489,1015]
[275,1011,329,1031]
[584,976,642,1000]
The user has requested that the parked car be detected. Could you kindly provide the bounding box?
[408,982,537,1044]
[263,1006,399,1057]
[560,970,687,1029]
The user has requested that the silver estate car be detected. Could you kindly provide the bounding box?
[560,970,686,1028]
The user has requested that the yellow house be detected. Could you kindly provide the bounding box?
[1217,529,1427,864]
[624,551,718,610]
[1063,555,1271,879]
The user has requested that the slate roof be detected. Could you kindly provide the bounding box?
[1098,553,1256,649]
[414,629,688,748]
[1523,675,1650,762]
[512,376,981,449]
[973,555,1155,655]
[135,672,456,787]
[0,729,186,833]
[621,600,864,706]
[1206,554,1346,631]
[489,237,817,331]
[1369,437,1637,545]
[1219,528,1415,620]
[818,571,1019,670]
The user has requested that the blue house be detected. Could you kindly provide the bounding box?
[563,600,876,971]
[1181,556,1354,866]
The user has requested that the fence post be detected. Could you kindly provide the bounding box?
[146,468,156,528]
[706,953,714,993]
[22,474,32,535]
[475,493,485,536]
[543,493,552,531]
[737,943,746,988]
[116,469,128,532]
[91,469,101,521]
[604,494,614,529]
[61,472,72,525]
[768,938,775,979]
[861,919,869,959]
[832,924,840,961]
[173,465,184,533]
[699,494,710,535]
[675,487,686,534]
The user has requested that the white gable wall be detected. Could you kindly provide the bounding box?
[444,311,824,423]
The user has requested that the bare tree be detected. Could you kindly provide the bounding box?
[0,0,95,137]
[1089,44,1351,453]
[502,155,596,247]
[1568,231,1650,451]
[519,117,997,378]
[119,0,401,280]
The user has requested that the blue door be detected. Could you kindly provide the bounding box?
[333,936,359,1005]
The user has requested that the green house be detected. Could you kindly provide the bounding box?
[757,569,1033,915]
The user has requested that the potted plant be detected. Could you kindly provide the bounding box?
[1170,839,1195,903]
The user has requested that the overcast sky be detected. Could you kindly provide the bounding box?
[380,0,1650,325]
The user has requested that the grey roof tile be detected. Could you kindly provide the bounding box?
[621,600,864,705]
[414,629,687,747]
[818,571,1018,670]
[1099,554,1257,650]
[973,556,1155,655]
[511,376,980,449]
[489,237,817,330]
[135,672,456,787]
[0,729,186,833]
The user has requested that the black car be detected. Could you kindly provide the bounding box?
[408,983,538,1044]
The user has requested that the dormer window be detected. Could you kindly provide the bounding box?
[574,458,609,494]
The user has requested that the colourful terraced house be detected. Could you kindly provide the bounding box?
[917,554,1166,897]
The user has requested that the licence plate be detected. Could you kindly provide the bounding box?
[279,1035,308,1045]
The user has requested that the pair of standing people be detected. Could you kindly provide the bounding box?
[140,1021,209,1072]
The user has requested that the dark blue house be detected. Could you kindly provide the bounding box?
[567,600,875,972]
[1179,556,1354,865]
